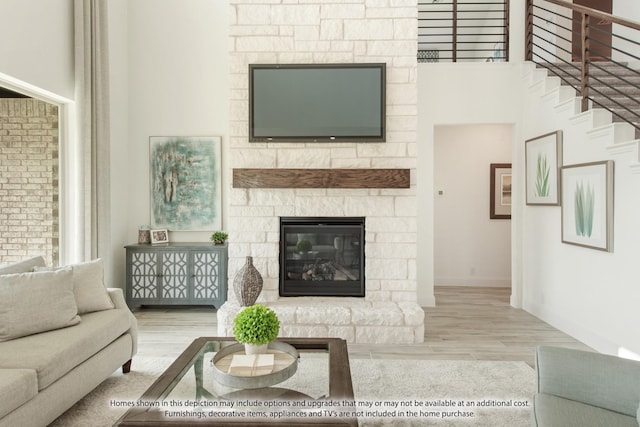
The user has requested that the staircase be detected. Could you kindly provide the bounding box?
[524,61,640,174]
[540,62,640,138]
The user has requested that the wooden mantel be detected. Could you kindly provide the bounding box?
[232,168,411,189]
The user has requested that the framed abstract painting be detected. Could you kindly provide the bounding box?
[150,136,222,231]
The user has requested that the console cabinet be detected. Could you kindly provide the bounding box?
[125,242,227,309]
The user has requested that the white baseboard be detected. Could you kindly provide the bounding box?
[434,277,511,287]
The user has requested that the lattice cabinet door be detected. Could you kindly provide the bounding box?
[129,251,159,301]
[160,251,189,302]
[192,251,221,303]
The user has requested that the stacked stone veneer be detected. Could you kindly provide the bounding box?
[0,99,59,266]
[220,0,424,344]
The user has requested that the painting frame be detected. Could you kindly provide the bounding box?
[490,163,512,219]
[150,136,222,231]
[525,130,563,206]
[561,160,614,252]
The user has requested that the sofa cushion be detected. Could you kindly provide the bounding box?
[35,259,115,314]
[533,393,638,427]
[0,268,80,342]
[0,308,131,390]
[0,256,45,275]
[69,259,115,313]
[0,369,37,419]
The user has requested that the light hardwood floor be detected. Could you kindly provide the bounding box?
[133,286,591,368]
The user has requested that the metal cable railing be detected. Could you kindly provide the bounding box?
[418,0,509,62]
[526,0,640,131]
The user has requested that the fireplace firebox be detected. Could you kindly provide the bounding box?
[279,217,365,297]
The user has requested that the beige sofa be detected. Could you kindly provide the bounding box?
[0,256,138,427]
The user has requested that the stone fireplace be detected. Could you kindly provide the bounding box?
[280,217,365,298]
[218,0,424,344]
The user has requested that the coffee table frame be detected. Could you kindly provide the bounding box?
[115,337,357,426]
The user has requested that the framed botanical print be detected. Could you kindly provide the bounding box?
[525,130,562,206]
[561,161,614,252]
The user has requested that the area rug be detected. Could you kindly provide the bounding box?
[50,357,535,426]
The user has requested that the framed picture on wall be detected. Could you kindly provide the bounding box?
[561,161,614,252]
[525,130,563,206]
[149,136,222,231]
[490,163,512,219]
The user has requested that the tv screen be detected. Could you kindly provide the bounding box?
[249,63,386,142]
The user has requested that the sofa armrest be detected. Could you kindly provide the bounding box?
[107,287,127,309]
[107,288,138,357]
[535,346,640,417]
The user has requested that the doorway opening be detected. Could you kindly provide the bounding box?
[433,124,513,289]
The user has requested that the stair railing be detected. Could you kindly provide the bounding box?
[526,0,640,131]
[418,0,509,63]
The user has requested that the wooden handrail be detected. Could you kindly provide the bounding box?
[533,0,640,31]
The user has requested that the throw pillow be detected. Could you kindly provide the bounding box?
[0,268,80,342]
[0,256,45,275]
[35,259,114,314]
[70,259,115,313]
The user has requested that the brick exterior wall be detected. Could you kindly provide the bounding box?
[228,0,418,303]
[0,98,59,266]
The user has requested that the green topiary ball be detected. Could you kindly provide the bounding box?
[232,304,280,346]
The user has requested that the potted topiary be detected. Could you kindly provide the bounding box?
[210,231,228,245]
[232,304,280,355]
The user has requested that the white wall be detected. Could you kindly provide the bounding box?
[612,0,640,65]
[123,0,229,236]
[520,67,640,358]
[107,0,130,288]
[434,124,512,287]
[0,0,74,99]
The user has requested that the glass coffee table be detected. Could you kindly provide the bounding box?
[115,337,357,426]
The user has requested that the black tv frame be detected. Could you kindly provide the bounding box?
[248,63,386,143]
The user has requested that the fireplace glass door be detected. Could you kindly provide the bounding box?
[279,217,365,297]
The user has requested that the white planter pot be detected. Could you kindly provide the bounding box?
[244,343,268,355]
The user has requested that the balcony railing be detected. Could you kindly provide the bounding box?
[418,0,509,62]
[526,0,640,130]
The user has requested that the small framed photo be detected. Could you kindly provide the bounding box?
[150,229,169,245]
[490,163,512,219]
[525,130,562,206]
[561,161,614,252]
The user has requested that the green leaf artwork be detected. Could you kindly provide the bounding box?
[535,153,550,197]
[574,181,595,237]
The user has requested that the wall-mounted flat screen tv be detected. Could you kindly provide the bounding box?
[249,63,386,142]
